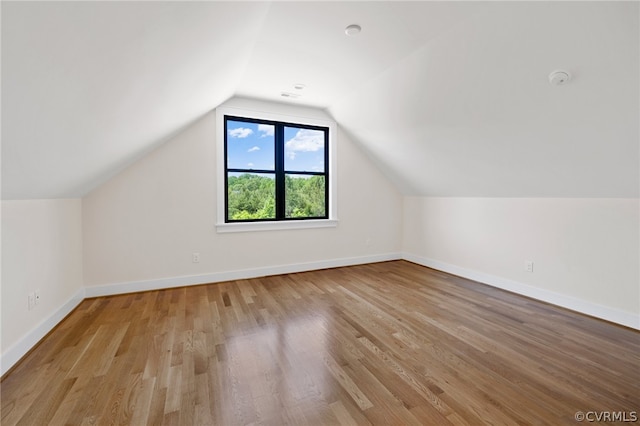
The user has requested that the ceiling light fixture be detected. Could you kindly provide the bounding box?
[293,84,306,90]
[280,92,300,99]
[345,24,361,36]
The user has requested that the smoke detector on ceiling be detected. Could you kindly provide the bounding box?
[548,70,571,86]
[345,24,362,36]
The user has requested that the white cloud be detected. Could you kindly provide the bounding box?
[258,124,274,137]
[228,127,253,138]
[285,129,324,160]
[247,163,254,168]
[248,146,260,152]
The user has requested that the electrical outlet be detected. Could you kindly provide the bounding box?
[192,252,200,263]
[28,292,35,310]
[525,260,534,273]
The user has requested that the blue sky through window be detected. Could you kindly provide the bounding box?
[227,120,325,173]
[284,126,325,172]
[227,120,275,170]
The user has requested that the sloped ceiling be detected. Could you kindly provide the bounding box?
[2,1,638,199]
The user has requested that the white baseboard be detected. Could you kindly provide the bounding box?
[2,254,400,376]
[1,288,86,377]
[402,252,640,330]
[4,251,636,377]
[84,253,402,298]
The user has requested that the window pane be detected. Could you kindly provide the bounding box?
[284,126,325,172]
[227,172,276,220]
[227,120,275,171]
[285,174,326,218]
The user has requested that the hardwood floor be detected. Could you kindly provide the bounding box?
[2,260,638,425]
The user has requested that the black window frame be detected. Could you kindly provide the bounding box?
[224,115,330,223]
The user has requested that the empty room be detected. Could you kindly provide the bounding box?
[1,1,638,425]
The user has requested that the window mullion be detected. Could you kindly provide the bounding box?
[274,124,285,220]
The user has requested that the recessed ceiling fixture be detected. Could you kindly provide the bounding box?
[345,24,361,36]
[548,70,571,86]
[293,83,306,90]
[280,92,300,99]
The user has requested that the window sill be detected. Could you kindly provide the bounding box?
[216,219,338,233]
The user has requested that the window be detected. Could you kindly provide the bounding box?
[216,105,337,232]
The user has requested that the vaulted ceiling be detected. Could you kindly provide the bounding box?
[2,1,638,199]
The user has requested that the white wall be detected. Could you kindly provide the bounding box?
[82,101,403,292]
[1,199,84,374]
[4,99,635,379]
[402,197,640,328]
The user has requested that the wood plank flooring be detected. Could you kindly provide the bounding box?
[2,260,638,425]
